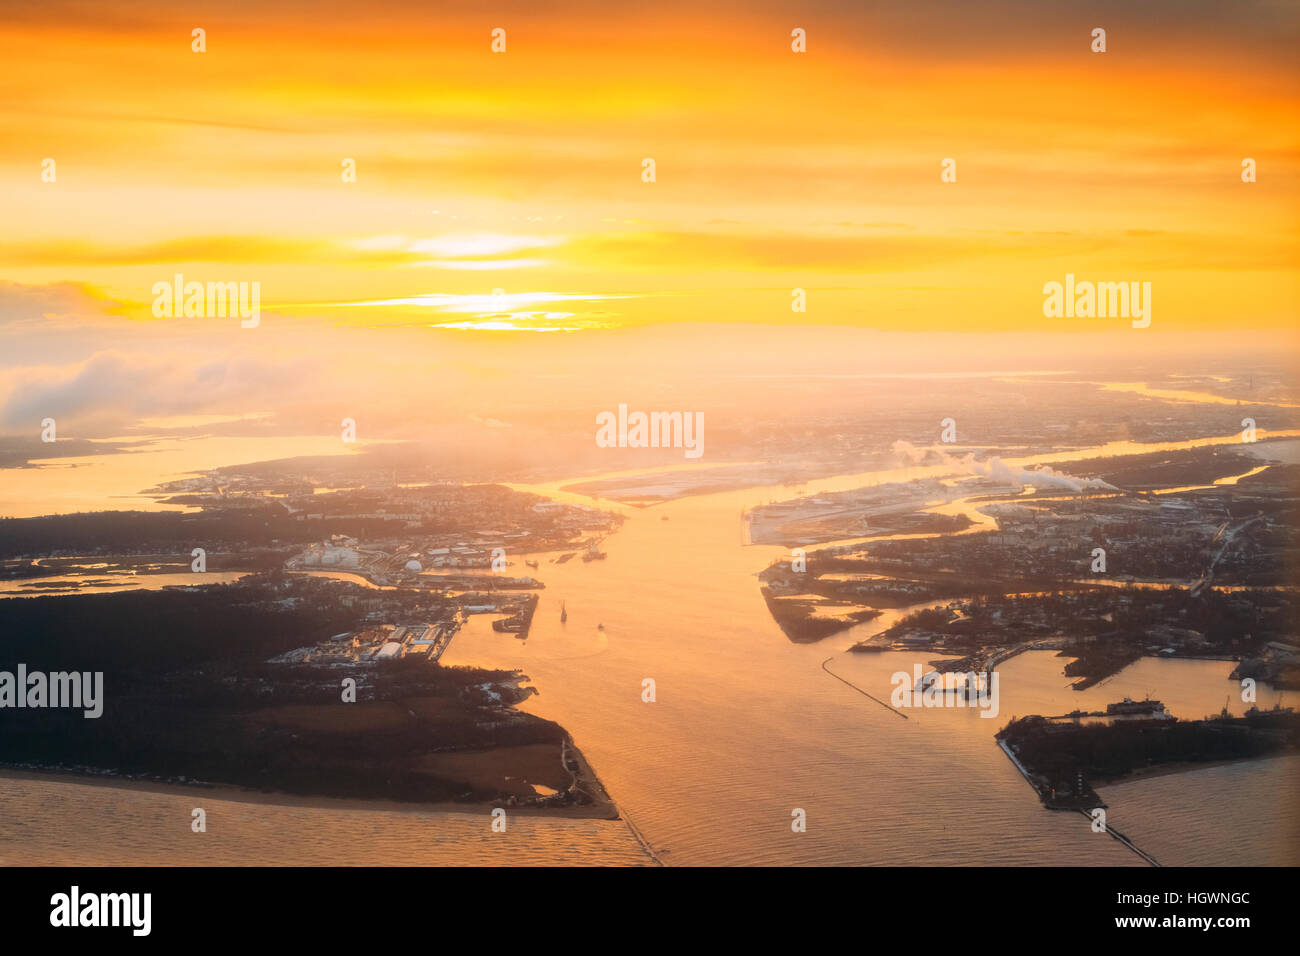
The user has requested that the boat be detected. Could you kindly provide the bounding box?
[597,622,605,631]
[1245,701,1294,716]
[560,601,567,623]
[1106,696,1166,716]
[525,559,539,569]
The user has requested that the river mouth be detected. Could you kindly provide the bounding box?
[439,434,1300,864]
[4,431,1296,865]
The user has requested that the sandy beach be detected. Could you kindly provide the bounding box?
[0,751,622,822]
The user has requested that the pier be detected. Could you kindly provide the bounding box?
[997,737,1161,867]
[821,656,909,720]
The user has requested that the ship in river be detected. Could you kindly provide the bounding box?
[560,601,567,623]
[1106,697,1168,717]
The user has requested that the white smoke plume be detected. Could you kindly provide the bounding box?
[891,441,1118,492]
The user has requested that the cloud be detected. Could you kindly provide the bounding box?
[0,281,121,327]
[336,291,635,313]
[892,440,1119,492]
[0,236,421,268]
[0,234,565,273]
[0,350,321,434]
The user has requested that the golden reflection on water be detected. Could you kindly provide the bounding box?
[6,431,1299,864]
[0,436,372,518]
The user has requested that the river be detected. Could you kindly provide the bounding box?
[3,431,1298,864]
[434,439,1296,865]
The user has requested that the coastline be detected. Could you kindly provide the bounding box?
[1094,752,1300,789]
[0,751,623,823]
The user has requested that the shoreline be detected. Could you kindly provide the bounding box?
[0,757,623,823]
[997,732,1300,799]
[1094,751,1300,789]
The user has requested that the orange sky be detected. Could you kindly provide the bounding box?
[1,0,1297,334]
